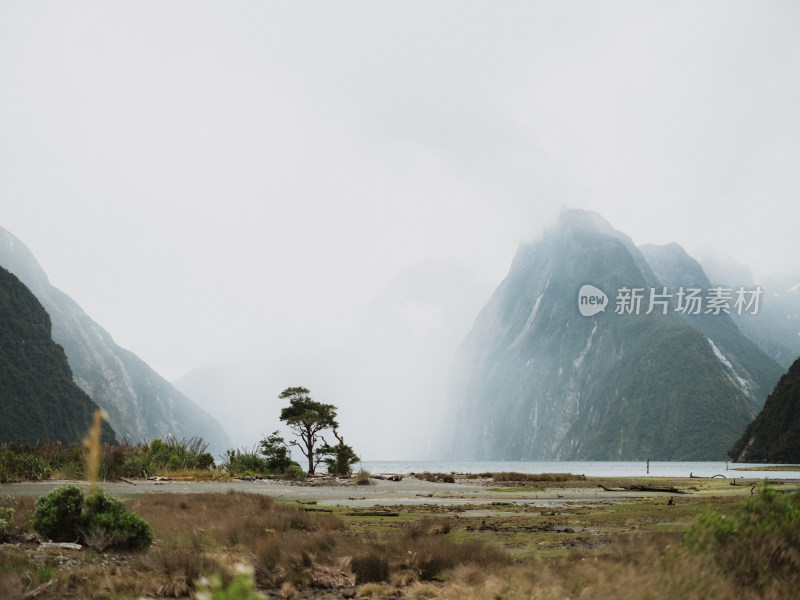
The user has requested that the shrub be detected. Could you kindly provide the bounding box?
[83,488,155,550]
[222,448,271,477]
[32,484,85,542]
[0,506,13,542]
[32,485,154,550]
[319,442,359,477]
[0,445,52,482]
[285,464,307,481]
[123,451,150,478]
[685,480,800,587]
[355,468,372,485]
[414,472,455,483]
[258,432,293,472]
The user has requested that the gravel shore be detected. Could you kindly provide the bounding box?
[0,476,716,507]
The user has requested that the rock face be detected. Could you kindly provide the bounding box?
[0,265,116,445]
[445,210,784,460]
[730,357,800,463]
[0,227,230,454]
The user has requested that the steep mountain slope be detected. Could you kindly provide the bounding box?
[699,256,800,369]
[0,227,230,454]
[445,210,782,460]
[0,266,116,444]
[639,243,783,404]
[729,357,800,463]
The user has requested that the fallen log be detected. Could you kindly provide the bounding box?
[371,473,403,481]
[597,484,626,492]
[23,579,55,599]
[117,476,136,485]
[39,542,82,551]
[344,510,399,517]
[598,483,685,494]
[689,472,726,479]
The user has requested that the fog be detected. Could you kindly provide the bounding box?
[2,2,800,458]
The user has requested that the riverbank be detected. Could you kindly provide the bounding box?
[3,472,794,506]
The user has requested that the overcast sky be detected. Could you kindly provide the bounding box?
[2,1,800,383]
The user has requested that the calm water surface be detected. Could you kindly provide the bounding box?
[360,460,799,479]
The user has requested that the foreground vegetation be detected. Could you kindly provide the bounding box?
[0,438,318,483]
[0,478,798,599]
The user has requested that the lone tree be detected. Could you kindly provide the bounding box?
[278,387,338,475]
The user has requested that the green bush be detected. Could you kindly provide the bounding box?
[167,454,183,471]
[285,464,307,481]
[259,431,293,472]
[32,485,154,550]
[685,481,800,586]
[0,501,14,542]
[83,488,154,550]
[222,448,271,477]
[320,442,359,477]
[0,446,52,482]
[123,451,150,477]
[32,484,85,542]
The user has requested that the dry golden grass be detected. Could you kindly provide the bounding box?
[3,487,798,599]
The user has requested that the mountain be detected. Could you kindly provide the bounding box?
[730,357,800,463]
[639,243,783,403]
[0,227,230,454]
[0,266,116,445]
[445,209,784,461]
[698,255,800,369]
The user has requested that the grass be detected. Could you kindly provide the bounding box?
[2,481,799,598]
[492,472,587,482]
[733,465,800,471]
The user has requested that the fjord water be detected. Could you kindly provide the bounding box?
[360,461,799,479]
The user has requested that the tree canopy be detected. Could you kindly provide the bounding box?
[278,387,339,474]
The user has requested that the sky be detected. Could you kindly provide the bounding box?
[2,2,800,403]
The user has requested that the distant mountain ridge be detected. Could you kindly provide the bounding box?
[0,265,116,445]
[0,227,230,454]
[445,210,784,461]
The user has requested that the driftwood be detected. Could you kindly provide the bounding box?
[117,476,136,485]
[344,510,399,517]
[302,507,334,513]
[371,473,403,481]
[23,579,55,599]
[689,472,726,479]
[598,483,685,494]
[39,542,82,550]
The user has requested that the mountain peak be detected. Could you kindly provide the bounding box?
[444,212,783,460]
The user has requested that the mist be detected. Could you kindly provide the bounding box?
[2,2,800,459]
